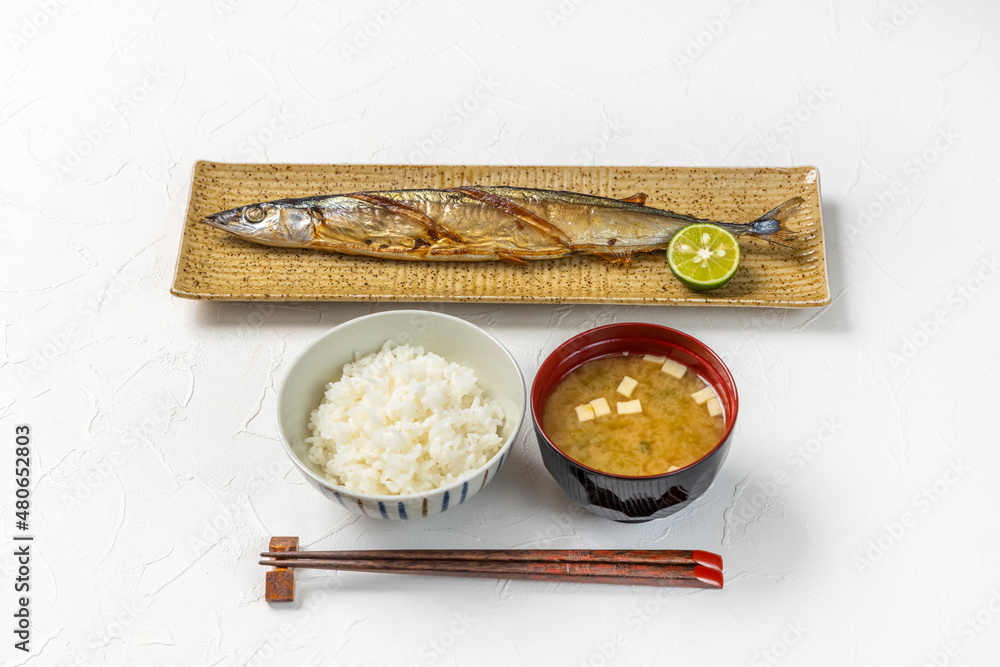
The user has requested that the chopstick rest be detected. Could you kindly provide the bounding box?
[261,537,723,601]
[264,536,298,603]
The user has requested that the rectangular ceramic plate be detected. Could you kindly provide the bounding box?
[171,162,828,306]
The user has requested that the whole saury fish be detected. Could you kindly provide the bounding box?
[201,186,803,264]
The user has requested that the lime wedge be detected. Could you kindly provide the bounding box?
[667,224,741,291]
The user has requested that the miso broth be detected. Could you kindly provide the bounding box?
[542,354,725,476]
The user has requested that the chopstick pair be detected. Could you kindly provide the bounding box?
[260,537,723,601]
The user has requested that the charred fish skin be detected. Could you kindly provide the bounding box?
[200,187,803,262]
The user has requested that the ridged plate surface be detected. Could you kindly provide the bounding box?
[171,162,829,307]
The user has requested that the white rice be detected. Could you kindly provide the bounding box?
[304,342,506,495]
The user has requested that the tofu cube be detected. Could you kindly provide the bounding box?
[617,399,642,415]
[667,464,680,472]
[643,354,666,364]
[617,376,638,398]
[706,397,723,417]
[575,404,596,422]
[691,386,717,405]
[590,397,611,417]
[660,358,687,379]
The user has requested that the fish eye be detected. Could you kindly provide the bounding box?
[243,205,266,223]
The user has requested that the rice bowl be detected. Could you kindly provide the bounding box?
[276,310,525,519]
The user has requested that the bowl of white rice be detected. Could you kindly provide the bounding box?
[276,310,525,519]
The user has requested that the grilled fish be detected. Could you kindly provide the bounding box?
[201,186,803,264]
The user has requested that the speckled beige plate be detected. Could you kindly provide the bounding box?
[171,162,828,306]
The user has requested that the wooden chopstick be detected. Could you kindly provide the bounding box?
[259,549,723,589]
[258,557,722,588]
[260,548,722,571]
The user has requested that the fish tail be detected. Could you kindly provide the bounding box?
[741,197,804,247]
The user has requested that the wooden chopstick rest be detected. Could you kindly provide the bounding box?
[264,536,298,603]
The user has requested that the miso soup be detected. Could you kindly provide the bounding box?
[541,353,725,476]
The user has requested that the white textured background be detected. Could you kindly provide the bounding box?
[3,0,999,665]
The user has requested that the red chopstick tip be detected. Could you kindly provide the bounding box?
[691,550,723,572]
[693,565,724,589]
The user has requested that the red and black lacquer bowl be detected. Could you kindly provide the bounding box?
[531,323,738,523]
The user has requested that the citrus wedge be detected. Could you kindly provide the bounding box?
[667,223,741,291]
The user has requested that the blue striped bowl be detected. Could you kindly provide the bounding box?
[276,310,525,520]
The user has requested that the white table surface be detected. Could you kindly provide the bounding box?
[4,1,999,664]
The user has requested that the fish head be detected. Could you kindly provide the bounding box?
[201,201,315,247]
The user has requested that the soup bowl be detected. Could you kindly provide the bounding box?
[531,323,738,522]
